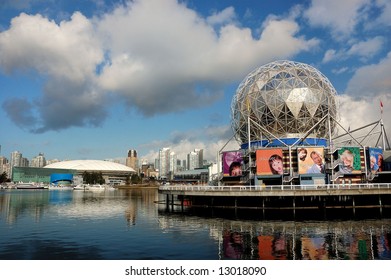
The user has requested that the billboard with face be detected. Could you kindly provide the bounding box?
[338,147,361,174]
[298,147,325,174]
[222,151,243,177]
[256,149,283,175]
[368,147,383,173]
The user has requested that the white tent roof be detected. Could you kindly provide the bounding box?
[44,160,135,173]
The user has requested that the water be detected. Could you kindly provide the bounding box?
[1,188,390,260]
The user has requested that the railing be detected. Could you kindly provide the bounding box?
[159,183,391,192]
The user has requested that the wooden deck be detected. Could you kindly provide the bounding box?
[159,183,391,215]
[159,183,391,197]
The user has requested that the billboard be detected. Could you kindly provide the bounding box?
[338,147,361,174]
[368,147,383,174]
[298,147,325,175]
[256,149,283,175]
[222,151,243,177]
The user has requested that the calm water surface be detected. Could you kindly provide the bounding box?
[0,188,390,260]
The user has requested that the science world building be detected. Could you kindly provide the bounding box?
[220,60,390,187]
[160,60,391,217]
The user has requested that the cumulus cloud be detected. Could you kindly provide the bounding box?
[345,51,391,97]
[2,97,37,129]
[95,0,318,115]
[370,0,391,28]
[0,12,102,81]
[0,0,318,132]
[336,94,389,147]
[322,37,384,63]
[206,6,236,26]
[0,12,106,133]
[336,52,391,145]
[346,36,384,60]
[304,0,370,39]
[139,124,239,163]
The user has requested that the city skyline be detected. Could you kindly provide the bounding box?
[1,0,390,164]
[0,146,206,169]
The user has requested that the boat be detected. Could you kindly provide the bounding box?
[48,184,74,190]
[73,184,89,191]
[15,183,47,189]
[89,184,115,191]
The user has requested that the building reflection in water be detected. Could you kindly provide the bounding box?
[218,222,391,260]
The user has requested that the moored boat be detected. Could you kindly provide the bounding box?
[73,184,89,191]
[15,183,47,189]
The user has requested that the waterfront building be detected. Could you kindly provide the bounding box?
[160,60,391,215]
[12,160,136,185]
[221,60,390,186]
[173,168,209,185]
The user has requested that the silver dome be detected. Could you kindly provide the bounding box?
[231,60,338,144]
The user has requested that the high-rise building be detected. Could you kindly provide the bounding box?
[31,153,46,168]
[187,149,204,170]
[10,151,28,178]
[159,148,171,179]
[10,151,22,168]
[126,149,138,171]
[0,156,9,178]
[169,151,177,175]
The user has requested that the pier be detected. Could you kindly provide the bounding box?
[159,183,391,218]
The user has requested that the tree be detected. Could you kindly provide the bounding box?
[82,171,105,184]
[0,172,8,183]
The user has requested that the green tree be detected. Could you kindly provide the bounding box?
[0,172,8,183]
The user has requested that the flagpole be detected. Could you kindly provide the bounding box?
[380,100,386,150]
[247,96,252,186]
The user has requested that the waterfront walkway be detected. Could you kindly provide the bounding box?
[159,183,391,197]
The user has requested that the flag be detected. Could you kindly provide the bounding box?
[380,100,383,114]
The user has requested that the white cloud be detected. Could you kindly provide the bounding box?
[304,0,370,38]
[0,0,320,132]
[96,0,319,115]
[322,37,384,64]
[0,12,103,82]
[372,0,391,27]
[337,52,391,143]
[331,67,349,74]
[322,49,339,63]
[206,6,236,26]
[337,94,390,147]
[345,51,391,97]
[138,124,240,163]
[346,36,384,60]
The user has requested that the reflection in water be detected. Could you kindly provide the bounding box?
[0,189,390,260]
[158,213,391,260]
[217,221,391,260]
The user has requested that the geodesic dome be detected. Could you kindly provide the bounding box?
[231,60,338,144]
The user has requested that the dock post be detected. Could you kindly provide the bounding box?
[293,197,296,218]
[352,196,356,216]
[234,197,238,218]
[379,195,383,216]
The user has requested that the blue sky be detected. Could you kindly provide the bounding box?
[0,0,390,164]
